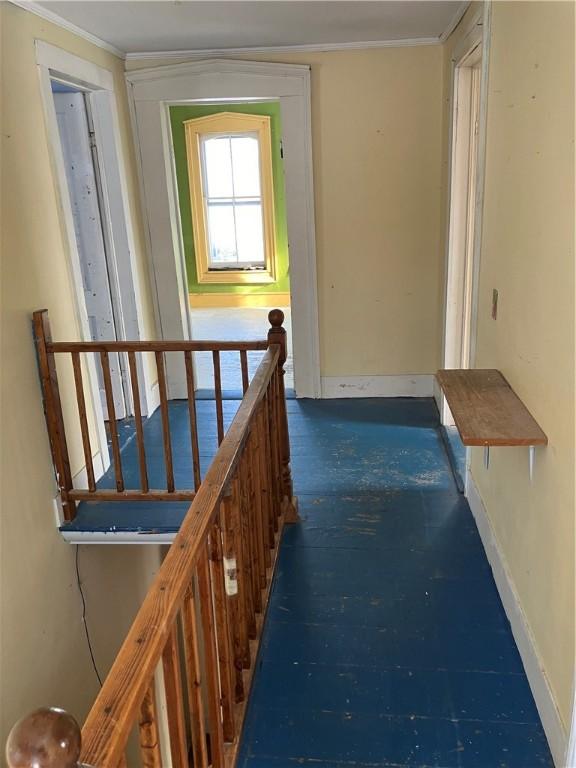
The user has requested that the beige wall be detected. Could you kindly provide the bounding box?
[444,1,575,733]
[129,46,446,377]
[0,2,161,754]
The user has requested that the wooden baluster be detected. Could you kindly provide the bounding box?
[238,463,257,640]
[263,390,279,540]
[249,428,267,588]
[266,383,282,525]
[155,351,175,492]
[161,626,188,768]
[246,446,263,615]
[184,351,202,491]
[71,352,96,492]
[138,680,162,768]
[240,349,249,394]
[220,492,247,698]
[209,514,236,742]
[197,548,225,767]
[32,310,76,520]
[181,585,209,767]
[128,351,149,493]
[213,350,225,445]
[268,309,298,521]
[256,405,274,561]
[100,350,124,492]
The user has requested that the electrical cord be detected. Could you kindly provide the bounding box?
[75,545,103,687]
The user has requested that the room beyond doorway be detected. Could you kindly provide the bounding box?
[190,305,294,393]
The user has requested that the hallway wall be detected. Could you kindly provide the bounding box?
[0,3,162,756]
[128,46,446,379]
[444,0,575,740]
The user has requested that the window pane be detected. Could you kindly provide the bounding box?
[235,202,265,265]
[203,136,233,198]
[207,203,237,264]
[231,135,261,198]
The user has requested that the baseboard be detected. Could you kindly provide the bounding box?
[433,375,443,414]
[72,451,106,487]
[320,375,434,399]
[188,292,291,309]
[466,469,567,767]
[145,380,160,417]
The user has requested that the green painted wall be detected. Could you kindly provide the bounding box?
[170,102,290,294]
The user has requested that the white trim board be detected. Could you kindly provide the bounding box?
[126,59,321,399]
[9,1,124,58]
[321,375,434,399]
[126,37,440,61]
[465,470,568,768]
[60,530,176,545]
[10,0,469,62]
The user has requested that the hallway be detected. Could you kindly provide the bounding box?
[239,398,552,767]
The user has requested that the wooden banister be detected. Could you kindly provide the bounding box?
[17,311,295,767]
[267,310,298,522]
[32,310,287,516]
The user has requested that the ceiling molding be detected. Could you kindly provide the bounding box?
[439,1,471,43]
[125,36,441,62]
[10,0,470,64]
[8,0,125,58]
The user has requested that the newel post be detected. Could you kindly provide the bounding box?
[32,310,76,521]
[6,708,84,768]
[267,309,299,523]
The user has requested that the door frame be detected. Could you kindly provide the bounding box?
[440,3,491,432]
[126,59,321,399]
[36,41,154,478]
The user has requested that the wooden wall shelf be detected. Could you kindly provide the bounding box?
[436,369,547,481]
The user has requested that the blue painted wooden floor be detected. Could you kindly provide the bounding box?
[238,399,552,768]
[62,397,552,766]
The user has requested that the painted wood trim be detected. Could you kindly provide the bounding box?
[189,292,291,309]
[321,375,434,399]
[126,60,321,399]
[125,37,441,62]
[466,469,568,768]
[10,1,125,58]
[183,112,277,285]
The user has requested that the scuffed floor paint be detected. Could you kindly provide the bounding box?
[239,398,553,768]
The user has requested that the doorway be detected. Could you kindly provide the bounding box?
[52,80,128,418]
[442,40,485,488]
[126,59,319,399]
[169,100,294,393]
[37,41,154,480]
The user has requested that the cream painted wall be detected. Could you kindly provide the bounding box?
[128,46,446,377]
[0,2,161,755]
[444,0,574,732]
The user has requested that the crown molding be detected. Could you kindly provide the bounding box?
[439,1,472,43]
[8,0,125,59]
[9,0,470,65]
[125,36,442,62]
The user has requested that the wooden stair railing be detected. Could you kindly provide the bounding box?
[32,309,297,522]
[8,312,297,767]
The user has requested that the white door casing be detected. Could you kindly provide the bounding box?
[126,59,321,399]
[37,41,157,482]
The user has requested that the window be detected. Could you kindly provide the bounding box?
[184,112,277,284]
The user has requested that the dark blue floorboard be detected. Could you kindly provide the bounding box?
[238,399,552,768]
[62,396,552,766]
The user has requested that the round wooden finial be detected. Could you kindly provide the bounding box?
[268,309,284,328]
[6,708,82,768]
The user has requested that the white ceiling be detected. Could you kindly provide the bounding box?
[35,1,468,56]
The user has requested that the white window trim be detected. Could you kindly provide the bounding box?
[126,59,320,399]
[36,41,156,477]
